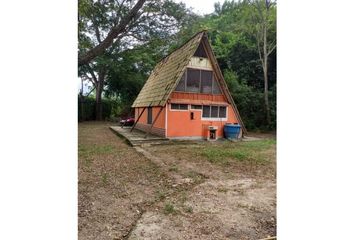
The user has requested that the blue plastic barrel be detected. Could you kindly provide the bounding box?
[224,123,241,139]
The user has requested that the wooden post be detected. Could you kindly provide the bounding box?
[144,106,164,138]
[130,107,146,132]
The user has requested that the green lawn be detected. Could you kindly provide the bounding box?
[201,139,276,165]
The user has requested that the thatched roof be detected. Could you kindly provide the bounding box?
[132,31,205,108]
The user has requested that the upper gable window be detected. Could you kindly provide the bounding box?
[194,43,208,58]
[201,70,212,93]
[175,68,222,95]
[186,69,200,92]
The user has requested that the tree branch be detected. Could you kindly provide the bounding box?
[78,0,147,66]
[87,64,98,84]
[93,21,102,43]
[84,73,97,87]
[85,86,96,97]
[267,43,276,56]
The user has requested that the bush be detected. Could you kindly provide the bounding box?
[78,96,120,121]
[224,70,276,131]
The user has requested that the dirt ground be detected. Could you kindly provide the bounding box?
[78,122,276,240]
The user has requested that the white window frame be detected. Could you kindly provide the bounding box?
[201,105,228,121]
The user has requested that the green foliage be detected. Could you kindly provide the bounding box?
[78,0,277,130]
[78,97,120,121]
[164,203,177,215]
[207,1,276,130]
[166,0,276,130]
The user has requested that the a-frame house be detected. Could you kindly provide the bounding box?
[131,30,246,139]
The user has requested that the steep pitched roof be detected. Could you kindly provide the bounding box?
[132,31,247,134]
[132,31,204,108]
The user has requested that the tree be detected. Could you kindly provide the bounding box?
[247,0,276,126]
[178,0,276,129]
[78,0,195,120]
[78,0,147,66]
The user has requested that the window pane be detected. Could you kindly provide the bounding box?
[171,103,179,109]
[212,76,222,94]
[175,72,186,91]
[191,105,202,109]
[179,104,188,110]
[211,106,218,118]
[202,105,210,118]
[186,68,200,93]
[201,70,212,93]
[219,106,226,118]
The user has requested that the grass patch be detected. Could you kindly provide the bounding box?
[79,144,115,158]
[156,190,166,201]
[241,139,276,149]
[180,191,188,203]
[217,187,228,193]
[185,171,204,184]
[79,144,115,168]
[164,203,177,215]
[200,139,275,165]
[102,172,109,185]
[168,165,178,172]
[184,206,193,213]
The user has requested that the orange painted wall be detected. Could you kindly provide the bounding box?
[166,92,239,138]
[134,106,166,129]
[133,94,240,139]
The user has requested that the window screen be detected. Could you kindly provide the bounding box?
[186,69,200,92]
[171,104,188,110]
[211,106,219,118]
[219,106,227,118]
[191,105,202,110]
[202,106,210,118]
[179,104,188,110]
[175,72,186,91]
[201,70,212,93]
[171,104,179,109]
[212,76,222,94]
[147,107,152,124]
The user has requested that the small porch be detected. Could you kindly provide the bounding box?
[109,126,168,146]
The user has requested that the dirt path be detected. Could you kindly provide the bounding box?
[129,143,276,240]
[79,122,276,239]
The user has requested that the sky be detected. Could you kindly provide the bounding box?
[178,0,225,15]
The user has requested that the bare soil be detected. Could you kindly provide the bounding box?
[79,122,276,240]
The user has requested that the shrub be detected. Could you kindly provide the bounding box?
[78,96,120,121]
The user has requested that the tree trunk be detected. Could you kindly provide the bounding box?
[263,20,271,126]
[95,72,105,121]
[263,64,271,126]
[79,78,85,122]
